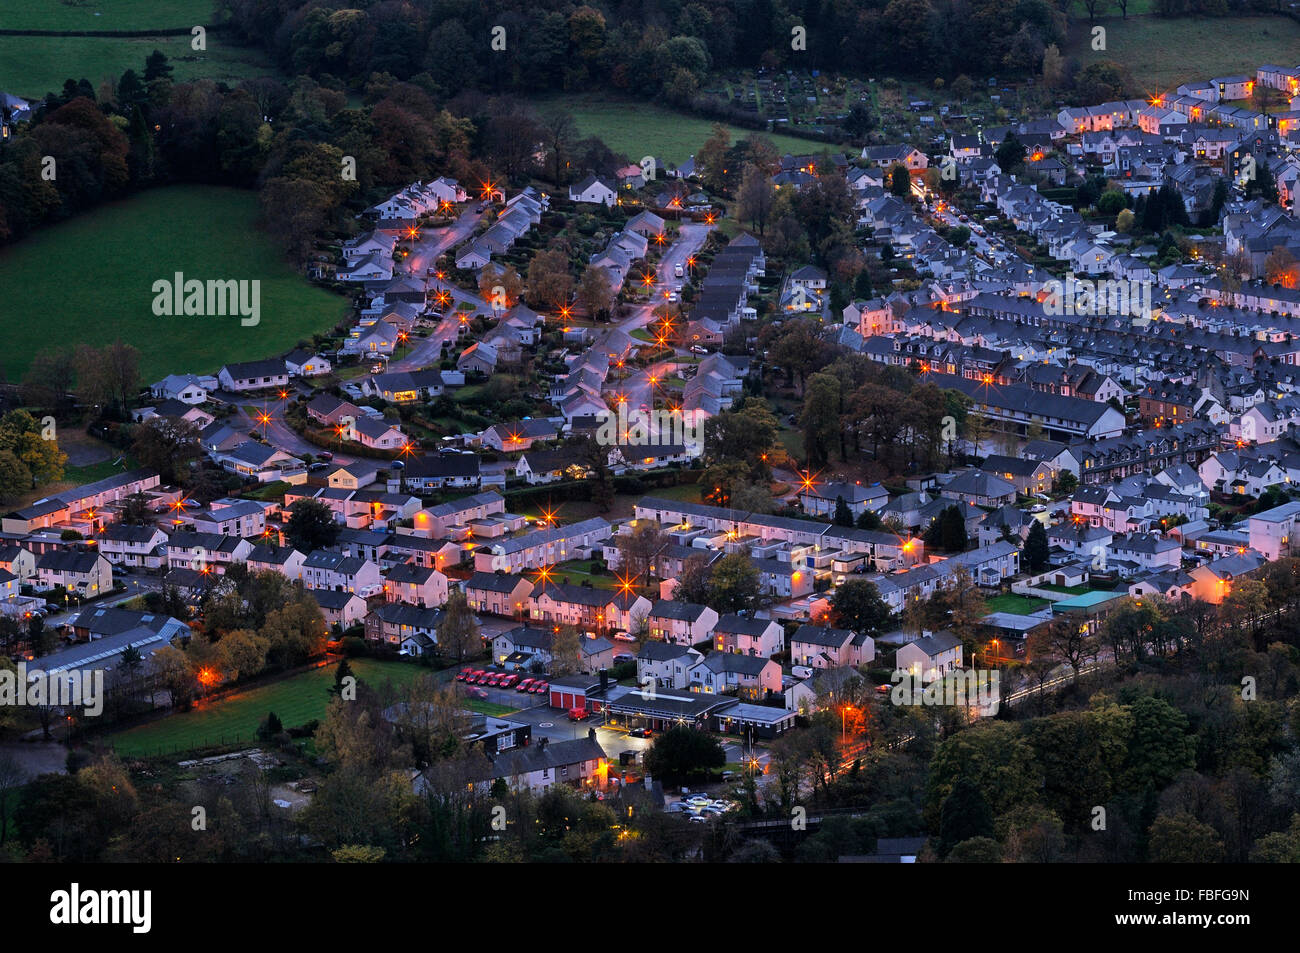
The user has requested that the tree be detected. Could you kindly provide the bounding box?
[0,410,66,489]
[995,134,1027,174]
[1148,812,1225,862]
[937,776,995,856]
[526,247,573,311]
[842,102,876,137]
[143,49,173,82]
[888,163,910,197]
[736,163,775,235]
[708,553,761,614]
[615,521,667,585]
[285,498,340,552]
[1264,246,1298,288]
[833,497,854,527]
[1024,520,1050,572]
[0,450,31,502]
[131,416,200,484]
[576,264,615,320]
[550,625,584,675]
[697,122,732,194]
[672,552,713,605]
[437,589,480,662]
[644,726,725,782]
[800,371,842,466]
[830,579,892,637]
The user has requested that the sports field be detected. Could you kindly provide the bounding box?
[106,658,517,758]
[0,185,349,382]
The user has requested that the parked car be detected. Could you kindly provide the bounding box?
[629,727,652,738]
[465,686,489,699]
[454,669,472,682]
[568,707,589,721]
[531,682,548,694]
[497,674,519,689]
[515,678,534,692]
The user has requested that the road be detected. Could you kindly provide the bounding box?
[614,223,712,336]
[404,207,484,276]
[230,393,357,465]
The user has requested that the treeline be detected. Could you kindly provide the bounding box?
[219,0,1077,95]
[0,50,495,260]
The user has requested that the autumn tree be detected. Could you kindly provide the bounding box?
[437,588,480,662]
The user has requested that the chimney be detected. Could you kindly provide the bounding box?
[600,669,609,693]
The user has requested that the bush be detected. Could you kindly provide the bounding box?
[340,636,367,657]
[610,660,636,681]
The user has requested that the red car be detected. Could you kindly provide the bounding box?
[471,672,491,685]
[455,669,473,682]
[485,673,503,687]
[498,674,519,689]
[466,686,488,699]
[515,678,534,692]
[531,681,548,695]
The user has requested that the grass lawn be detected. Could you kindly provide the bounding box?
[553,559,619,590]
[1040,583,1092,596]
[985,593,1050,614]
[0,33,279,100]
[0,186,350,382]
[641,481,703,504]
[105,658,515,757]
[541,93,837,166]
[1063,15,1300,93]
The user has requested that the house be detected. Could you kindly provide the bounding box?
[516,445,594,485]
[637,642,704,690]
[35,550,112,596]
[217,359,290,393]
[492,625,616,673]
[311,589,368,628]
[406,492,507,539]
[402,453,481,492]
[302,550,384,595]
[458,341,498,375]
[1248,501,1300,561]
[482,418,559,452]
[97,524,167,569]
[465,571,535,617]
[284,349,331,377]
[307,393,363,427]
[345,416,407,452]
[712,614,784,658]
[686,653,782,698]
[475,518,612,573]
[187,498,270,538]
[528,581,650,636]
[383,562,449,608]
[895,630,963,681]
[166,532,253,574]
[365,602,443,647]
[568,175,617,206]
[455,736,608,796]
[789,624,874,669]
[0,544,36,585]
[645,600,719,647]
[150,373,210,405]
[801,482,889,519]
[246,544,307,582]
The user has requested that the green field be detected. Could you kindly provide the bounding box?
[0,33,278,100]
[106,659,518,757]
[1064,15,1300,94]
[0,0,218,31]
[0,185,349,382]
[545,94,840,166]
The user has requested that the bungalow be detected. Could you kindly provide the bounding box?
[307,393,363,426]
[217,359,290,393]
[483,418,559,452]
[402,453,481,492]
[568,175,617,207]
[150,374,210,405]
[284,349,332,377]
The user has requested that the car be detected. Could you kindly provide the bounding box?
[454,669,471,682]
[485,673,504,687]
[531,682,548,694]
[498,674,519,689]
[665,801,688,813]
[465,686,488,699]
[700,805,726,816]
[472,672,492,685]
[688,815,709,824]
[1029,503,1047,514]
[686,794,711,807]
[612,653,635,664]
[308,462,329,472]
[514,678,534,691]
[674,263,684,278]
[689,345,708,354]
[876,683,891,694]
[568,707,589,721]
[667,291,679,302]
[629,727,652,739]
[45,603,61,614]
